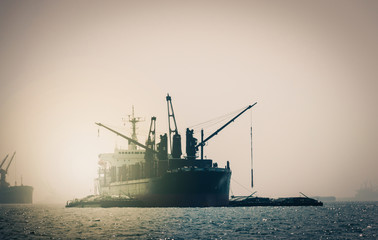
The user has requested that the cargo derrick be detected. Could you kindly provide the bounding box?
[0,154,9,169]
[163,95,257,169]
[166,94,197,161]
[0,154,9,173]
[0,152,16,188]
[0,151,33,204]
[95,123,157,153]
[166,94,182,159]
[145,117,156,177]
[164,95,211,169]
[195,102,258,161]
[146,117,157,153]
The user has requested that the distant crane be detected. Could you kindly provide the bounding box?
[0,151,16,188]
[5,152,16,173]
[0,154,9,169]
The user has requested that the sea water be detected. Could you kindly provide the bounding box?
[0,202,376,239]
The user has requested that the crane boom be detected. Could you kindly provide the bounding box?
[95,122,158,154]
[5,151,16,172]
[146,117,157,151]
[195,102,257,149]
[166,94,182,158]
[0,154,9,169]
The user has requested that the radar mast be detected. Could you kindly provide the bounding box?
[123,106,144,150]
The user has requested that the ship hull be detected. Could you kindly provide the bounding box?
[0,186,33,204]
[100,168,231,207]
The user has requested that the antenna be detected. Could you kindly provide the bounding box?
[122,105,144,150]
[251,110,254,188]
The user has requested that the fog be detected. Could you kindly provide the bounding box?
[0,0,377,203]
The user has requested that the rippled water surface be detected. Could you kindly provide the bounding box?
[0,202,376,239]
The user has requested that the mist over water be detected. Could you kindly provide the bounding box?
[0,202,376,239]
[0,0,377,203]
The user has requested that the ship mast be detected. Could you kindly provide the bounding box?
[250,110,254,188]
[123,106,144,150]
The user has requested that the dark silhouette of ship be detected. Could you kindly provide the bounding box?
[66,95,322,208]
[68,94,257,207]
[0,152,33,204]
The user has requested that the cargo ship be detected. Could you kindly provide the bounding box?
[88,94,257,207]
[0,152,33,204]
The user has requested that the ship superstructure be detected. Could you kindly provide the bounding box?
[96,107,148,187]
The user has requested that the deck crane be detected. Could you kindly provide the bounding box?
[145,117,157,176]
[195,102,257,160]
[95,123,158,154]
[146,117,157,151]
[0,154,9,169]
[166,94,182,159]
[144,117,157,161]
[5,151,16,173]
[0,151,16,188]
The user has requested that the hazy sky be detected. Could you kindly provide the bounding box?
[0,0,377,203]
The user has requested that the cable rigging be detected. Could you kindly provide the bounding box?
[188,106,248,131]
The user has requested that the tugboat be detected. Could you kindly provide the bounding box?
[68,94,257,207]
[0,152,33,204]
